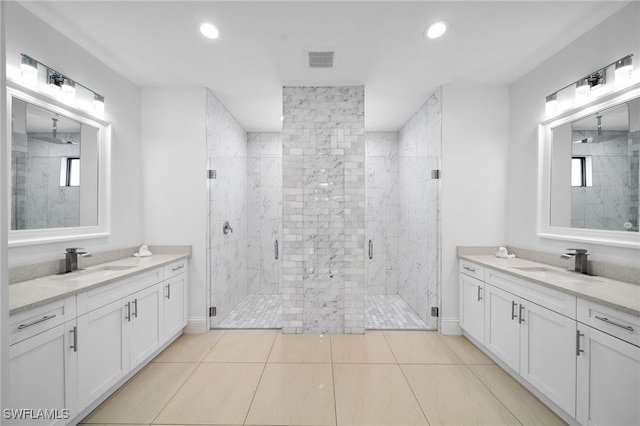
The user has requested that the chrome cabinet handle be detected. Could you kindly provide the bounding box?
[70,326,78,352]
[576,330,584,356]
[171,264,184,272]
[511,301,518,320]
[274,239,279,260]
[519,304,525,324]
[125,302,131,321]
[166,284,171,300]
[477,285,482,301]
[595,316,634,332]
[463,265,476,273]
[132,298,138,318]
[368,240,373,260]
[18,314,57,330]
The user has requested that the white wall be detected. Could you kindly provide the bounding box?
[1,0,10,412]
[508,2,640,267]
[140,88,208,333]
[5,2,143,266]
[441,82,510,334]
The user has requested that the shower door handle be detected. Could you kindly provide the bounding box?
[368,240,373,260]
[274,239,279,260]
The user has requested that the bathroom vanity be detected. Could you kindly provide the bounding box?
[7,254,188,425]
[459,254,639,426]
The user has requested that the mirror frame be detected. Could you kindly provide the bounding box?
[538,81,640,249]
[6,81,111,247]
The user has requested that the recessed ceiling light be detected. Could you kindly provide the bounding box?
[424,21,448,39]
[200,23,220,40]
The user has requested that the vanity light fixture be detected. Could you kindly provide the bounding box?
[615,55,633,84]
[20,54,38,86]
[19,53,106,116]
[545,93,557,115]
[424,21,448,39]
[544,54,634,116]
[200,22,220,40]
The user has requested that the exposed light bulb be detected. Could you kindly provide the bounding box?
[20,55,38,87]
[93,94,105,116]
[615,56,633,85]
[545,93,557,116]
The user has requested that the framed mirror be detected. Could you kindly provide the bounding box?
[538,81,640,248]
[7,82,110,246]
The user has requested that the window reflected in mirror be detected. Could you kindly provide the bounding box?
[550,98,639,232]
[11,97,99,230]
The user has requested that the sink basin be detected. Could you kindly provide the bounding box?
[59,265,135,282]
[513,266,600,284]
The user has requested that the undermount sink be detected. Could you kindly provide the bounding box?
[58,265,135,282]
[513,266,601,284]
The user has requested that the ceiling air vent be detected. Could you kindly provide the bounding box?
[308,51,334,68]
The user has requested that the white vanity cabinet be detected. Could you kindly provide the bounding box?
[576,300,640,425]
[162,260,188,338]
[8,297,77,425]
[484,269,577,417]
[459,261,485,344]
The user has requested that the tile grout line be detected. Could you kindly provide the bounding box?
[147,331,227,426]
[241,330,278,426]
[381,330,432,426]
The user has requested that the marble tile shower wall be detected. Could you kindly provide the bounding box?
[365,132,400,295]
[247,132,283,295]
[11,131,80,229]
[398,88,441,329]
[571,130,634,231]
[282,86,366,334]
[207,89,249,327]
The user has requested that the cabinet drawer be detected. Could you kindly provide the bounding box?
[164,259,187,280]
[9,296,75,345]
[459,260,484,281]
[577,299,640,347]
[76,268,163,316]
[486,269,576,319]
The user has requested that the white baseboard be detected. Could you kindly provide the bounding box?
[184,317,208,334]
[440,317,462,335]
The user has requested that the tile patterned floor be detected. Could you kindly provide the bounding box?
[80,330,567,426]
[215,294,428,330]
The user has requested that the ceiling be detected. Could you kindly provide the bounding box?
[20,1,630,132]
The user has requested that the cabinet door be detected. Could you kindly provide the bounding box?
[164,273,187,338]
[576,324,640,426]
[77,299,129,411]
[520,301,576,417]
[8,322,77,425]
[484,283,520,371]
[129,283,163,367]
[459,274,485,344]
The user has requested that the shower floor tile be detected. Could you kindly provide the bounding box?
[217,294,282,329]
[215,294,427,330]
[366,295,429,330]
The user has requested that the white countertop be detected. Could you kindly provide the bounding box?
[9,254,188,315]
[459,254,640,317]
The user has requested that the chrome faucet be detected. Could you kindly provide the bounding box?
[561,248,589,275]
[65,248,92,273]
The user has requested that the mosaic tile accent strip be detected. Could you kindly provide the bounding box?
[216,294,282,329]
[365,295,429,330]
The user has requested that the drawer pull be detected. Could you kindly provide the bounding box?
[595,316,634,332]
[125,302,131,321]
[477,285,482,301]
[368,240,373,260]
[275,239,279,260]
[519,304,525,324]
[171,264,184,272]
[70,326,78,352]
[463,265,476,273]
[166,284,171,299]
[132,298,138,318]
[18,314,57,330]
[511,301,518,320]
[576,330,584,356]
